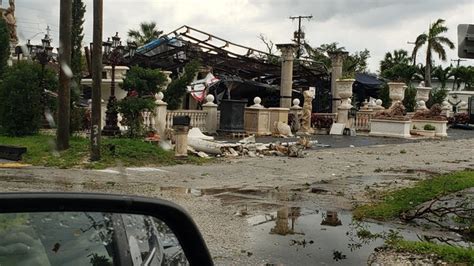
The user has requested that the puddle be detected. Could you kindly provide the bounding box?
[247,208,472,265]
[159,186,302,206]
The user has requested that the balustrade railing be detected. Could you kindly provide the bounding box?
[354,111,375,131]
[165,110,208,132]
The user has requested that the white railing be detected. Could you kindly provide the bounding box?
[141,110,154,130]
[355,111,375,131]
[166,110,208,132]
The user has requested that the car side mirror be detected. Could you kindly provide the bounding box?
[0,192,213,266]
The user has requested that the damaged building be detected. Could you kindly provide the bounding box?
[128,25,332,112]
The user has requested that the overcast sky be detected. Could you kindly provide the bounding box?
[11,0,474,72]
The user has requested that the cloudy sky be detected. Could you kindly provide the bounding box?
[10,0,474,72]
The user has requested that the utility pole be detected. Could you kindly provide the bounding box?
[289,15,312,59]
[407,41,417,65]
[451,58,466,90]
[90,0,103,161]
[57,0,72,151]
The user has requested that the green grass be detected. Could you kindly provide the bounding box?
[0,134,210,169]
[389,239,474,264]
[353,170,474,220]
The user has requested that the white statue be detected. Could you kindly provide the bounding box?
[300,90,314,134]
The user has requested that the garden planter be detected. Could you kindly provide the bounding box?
[412,129,436,137]
[336,79,354,107]
[411,120,448,137]
[388,82,406,105]
[369,119,411,138]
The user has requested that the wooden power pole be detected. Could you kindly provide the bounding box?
[289,15,312,59]
[90,0,103,161]
[57,0,72,151]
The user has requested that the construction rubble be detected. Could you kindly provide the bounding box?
[185,128,320,159]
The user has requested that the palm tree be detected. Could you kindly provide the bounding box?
[127,22,163,46]
[380,49,411,73]
[411,19,455,87]
[432,66,453,88]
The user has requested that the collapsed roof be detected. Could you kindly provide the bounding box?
[130,25,330,92]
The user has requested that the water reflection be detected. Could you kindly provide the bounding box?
[270,207,301,236]
[321,211,342,227]
[248,208,471,265]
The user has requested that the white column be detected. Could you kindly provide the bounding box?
[154,92,168,138]
[276,44,298,109]
[202,95,218,134]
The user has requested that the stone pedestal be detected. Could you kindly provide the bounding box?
[290,99,302,132]
[154,92,168,138]
[276,44,298,109]
[328,51,349,113]
[173,125,189,158]
[244,108,271,136]
[244,97,271,135]
[219,99,247,133]
[202,95,218,134]
[370,119,411,138]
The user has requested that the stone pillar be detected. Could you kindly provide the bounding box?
[328,51,349,113]
[154,92,168,138]
[202,94,218,134]
[290,99,302,132]
[276,44,298,109]
[173,125,189,158]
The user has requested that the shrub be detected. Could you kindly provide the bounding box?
[402,85,417,112]
[377,83,391,109]
[164,60,201,110]
[121,66,167,97]
[70,106,89,134]
[426,88,447,108]
[117,96,156,138]
[311,114,333,128]
[0,18,9,76]
[0,62,58,136]
[448,113,469,125]
[423,124,436,131]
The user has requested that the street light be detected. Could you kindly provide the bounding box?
[28,35,55,126]
[101,32,137,136]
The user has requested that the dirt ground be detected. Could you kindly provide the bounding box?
[0,137,473,264]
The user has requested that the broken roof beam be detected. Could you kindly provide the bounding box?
[167,25,277,60]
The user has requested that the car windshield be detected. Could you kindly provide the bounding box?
[0,0,473,265]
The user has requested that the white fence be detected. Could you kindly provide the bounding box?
[165,110,208,132]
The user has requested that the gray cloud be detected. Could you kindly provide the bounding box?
[12,0,474,72]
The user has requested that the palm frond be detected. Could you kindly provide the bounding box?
[412,33,427,58]
[431,41,447,61]
[435,36,455,49]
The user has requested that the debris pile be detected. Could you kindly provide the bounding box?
[185,128,317,159]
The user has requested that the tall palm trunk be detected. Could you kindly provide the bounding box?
[425,45,432,87]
